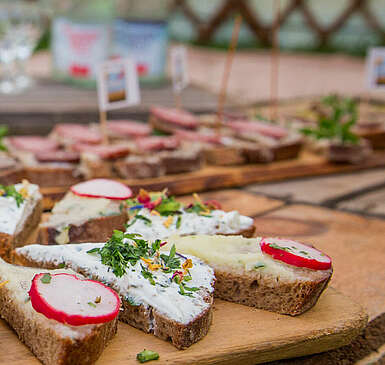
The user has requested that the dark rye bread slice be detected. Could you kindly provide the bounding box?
[0,197,43,262]
[0,259,117,365]
[38,212,127,245]
[166,235,332,316]
[14,243,215,350]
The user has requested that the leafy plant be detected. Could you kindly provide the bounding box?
[300,95,360,144]
[0,125,8,151]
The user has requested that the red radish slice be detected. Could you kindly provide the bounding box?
[260,237,332,270]
[71,179,132,200]
[29,273,121,326]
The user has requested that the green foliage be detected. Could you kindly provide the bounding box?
[300,95,360,145]
[0,125,8,151]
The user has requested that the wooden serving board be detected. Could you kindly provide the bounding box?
[0,288,367,365]
[40,150,385,210]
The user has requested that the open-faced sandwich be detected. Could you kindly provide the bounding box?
[15,231,215,349]
[125,189,255,240]
[0,180,42,260]
[164,235,333,316]
[0,257,119,365]
[38,179,130,245]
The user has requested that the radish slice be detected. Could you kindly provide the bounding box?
[71,179,132,200]
[29,273,121,326]
[260,238,332,270]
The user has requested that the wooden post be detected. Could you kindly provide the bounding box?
[99,109,109,145]
[216,14,243,130]
[270,0,280,121]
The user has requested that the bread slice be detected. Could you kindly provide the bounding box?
[38,191,127,245]
[0,258,117,365]
[164,235,332,316]
[0,182,42,261]
[15,238,215,349]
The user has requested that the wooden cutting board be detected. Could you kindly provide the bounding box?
[0,288,367,365]
[40,150,385,210]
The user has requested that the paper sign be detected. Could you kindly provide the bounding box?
[171,46,189,93]
[366,48,385,90]
[97,58,140,111]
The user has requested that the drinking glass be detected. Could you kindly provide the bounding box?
[0,1,44,94]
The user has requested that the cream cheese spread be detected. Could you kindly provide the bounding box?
[42,192,122,231]
[16,242,215,325]
[165,235,329,282]
[125,208,253,240]
[0,183,41,235]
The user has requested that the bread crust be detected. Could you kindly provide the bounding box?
[0,283,117,365]
[15,254,215,350]
[25,165,81,187]
[213,267,331,316]
[38,212,127,245]
[204,146,246,166]
[0,198,43,262]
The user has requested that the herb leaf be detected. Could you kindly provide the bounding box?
[136,349,159,363]
[40,273,51,284]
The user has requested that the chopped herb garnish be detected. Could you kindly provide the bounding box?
[88,302,96,308]
[254,263,266,269]
[269,243,291,252]
[160,244,180,271]
[58,262,66,269]
[0,184,24,207]
[299,250,309,256]
[135,214,152,226]
[136,349,159,363]
[0,125,8,151]
[176,215,182,229]
[40,273,51,284]
[126,296,139,306]
[141,264,155,285]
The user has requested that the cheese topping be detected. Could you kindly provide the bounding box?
[16,243,215,325]
[165,235,329,282]
[43,192,121,231]
[126,208,253,240]
[0,183,41,235]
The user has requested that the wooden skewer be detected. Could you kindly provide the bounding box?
[216,14,243,130]
[99,109,109,145]
[270,0,280,122]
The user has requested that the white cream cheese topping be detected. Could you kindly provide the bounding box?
[42,192,121,231]
[164,235,329,282]
[0,183,41,235]
[125,208,253,240]
[16,243,215,325]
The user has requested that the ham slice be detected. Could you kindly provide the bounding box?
[35,150,80,163]
[8,136,60,153]
[73,144,130,160]
[227,120,288,139]
[151,106,198,129]
[53,124,102,145]
[107,120,152,138]
[174,130,222,145]
[135,136,180,152]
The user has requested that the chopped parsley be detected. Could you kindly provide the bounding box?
[87,231,198,297]
[254,263,266,269]
[87,302,97,308]
[40,273,51,284]
[136,349,159,363]
[176,215,182,229]
[126,296,139,306]
[0,125,8,151]
[135,215,152,226]
[0,184,24,207]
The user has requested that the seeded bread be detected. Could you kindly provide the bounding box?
[165,235,332,316]
[15,242,215,350]
[0,183,43,261]
[38,192,127,245]
[0,258,117,365]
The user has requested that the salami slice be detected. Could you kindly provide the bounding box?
[107,120,152,138]
[227,121,288,139]
[174,130,222,145]
[35,150,80,163]
[8,136,60,153]
[73,143,130,160]
[150,106,198,129]
[135,136,180,152]
[53,124,102,145]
